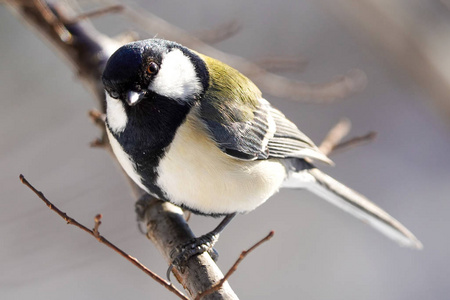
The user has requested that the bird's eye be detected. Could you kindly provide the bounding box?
[109,90,119,99]
[146,62,159,75]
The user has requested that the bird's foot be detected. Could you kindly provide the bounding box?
[167,232,219,281]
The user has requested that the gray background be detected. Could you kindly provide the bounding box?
[1,1,449,299]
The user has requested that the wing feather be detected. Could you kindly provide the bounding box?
[198,53,331,163]
[200,97,331,164]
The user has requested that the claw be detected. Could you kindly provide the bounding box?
[166,263,174,282]
[165,213,237,282]
[208,247,219,261]
[166,233,220,282]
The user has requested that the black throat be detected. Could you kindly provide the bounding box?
[107,94,191,199]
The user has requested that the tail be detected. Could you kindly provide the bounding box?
[283,168,422,249]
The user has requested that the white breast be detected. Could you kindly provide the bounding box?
[156,108,287,214]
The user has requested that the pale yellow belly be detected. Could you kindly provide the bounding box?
[156,109,287,214]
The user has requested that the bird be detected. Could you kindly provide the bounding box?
[102,38,422,276]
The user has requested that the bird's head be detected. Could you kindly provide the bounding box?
[102,39,209,107]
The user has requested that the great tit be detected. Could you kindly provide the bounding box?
[102,39,422,271]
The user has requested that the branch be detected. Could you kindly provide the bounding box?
[19,175,188,300]
[7,1,237,298]
[137,197,238,299]
[194,19,242,44]
[331,131,377,154]
[7,1,375,298]
[120,3,367,103]
[195,231,275,300]
[319,118,377,156]
[252,56,308,74]
[64,5,124,24]
[319,118,351,156]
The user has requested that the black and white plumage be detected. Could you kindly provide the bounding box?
[102,39,422,265]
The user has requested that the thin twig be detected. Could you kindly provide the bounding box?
[32,0,72,43]
[195,19,242,44]
[8,1,238,297]
[93,214,102,238]
[319,119,377,156]
[88,109,108,148]
[64,5,124,25]
[332,131,377,154]
[19,174,189,300]
[195,231,275,300]
[90,138,107,148]
[88,109,106,127]
[120,3,367,103]
[319,118,352,156]
[252,56,308,74]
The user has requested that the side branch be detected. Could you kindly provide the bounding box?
[195,231,275,300]
[319,119,377,156]
[19,175,188,300]
[7,1,377,299]
[121,4,368,103]
[7,2,238,298]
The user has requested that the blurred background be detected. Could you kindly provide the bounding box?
[1,0,450,299]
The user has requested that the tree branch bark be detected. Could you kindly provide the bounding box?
[6,1,237,298]
[19,175,189,300]
[6,1,376,298]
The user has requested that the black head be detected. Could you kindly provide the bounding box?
[102,39,209,106]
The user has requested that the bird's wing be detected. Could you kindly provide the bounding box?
[198,53,331,163]
[200,96,331,163]
[266,105,332,163]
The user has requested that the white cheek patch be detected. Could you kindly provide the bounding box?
[149,49,203,100]
[105,93,128,133]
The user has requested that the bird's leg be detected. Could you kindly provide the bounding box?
[167,213,237,281]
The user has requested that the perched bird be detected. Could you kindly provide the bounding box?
[102,39,422,274]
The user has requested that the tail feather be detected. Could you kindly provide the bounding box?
[285,168,422,249]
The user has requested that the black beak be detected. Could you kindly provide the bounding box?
[126,90,146,106]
